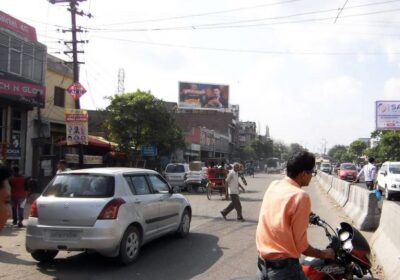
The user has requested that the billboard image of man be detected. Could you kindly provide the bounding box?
[179,82,229,109]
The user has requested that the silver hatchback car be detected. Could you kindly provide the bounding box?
[26,168,192,264]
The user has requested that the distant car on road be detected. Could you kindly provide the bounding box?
[164,163,190,191]
[377,161,400,200]
[320,163,332,174]
[26,168,192,264]
[338,163,357,182]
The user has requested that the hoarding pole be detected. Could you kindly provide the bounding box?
[69,0,83,168]
[36,92,42,186]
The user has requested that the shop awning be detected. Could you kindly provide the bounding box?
[57,135,118,149]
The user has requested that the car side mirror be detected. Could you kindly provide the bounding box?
[384,171,388,176]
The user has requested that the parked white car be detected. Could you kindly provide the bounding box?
[163,163,190,191]
[25,168,191,264]
[377,161,400,200]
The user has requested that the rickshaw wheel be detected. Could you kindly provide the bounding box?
[206,182,212,200]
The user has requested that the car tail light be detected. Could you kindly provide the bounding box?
[97,198,125,220]
[30,200,38,217]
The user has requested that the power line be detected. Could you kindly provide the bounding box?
[90,0,302,27]
[334,0,350,23]
[85,3,400,33]
[94,35,400,56]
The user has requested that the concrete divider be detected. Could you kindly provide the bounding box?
[371,201,400,280]
[343,184,380,231]
[328,177,350,207]
[316,171,333,193]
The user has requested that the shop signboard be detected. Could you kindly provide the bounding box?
[141,144,157,157]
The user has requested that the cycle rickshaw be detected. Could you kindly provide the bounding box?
[206,167,227,200]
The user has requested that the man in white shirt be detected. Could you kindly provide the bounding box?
[220,163,244,221]
[355,157,377,190]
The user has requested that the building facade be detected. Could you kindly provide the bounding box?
[25,54,74,179]
[237,121,257,148]
[0,11,46,172]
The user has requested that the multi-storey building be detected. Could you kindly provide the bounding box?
[0,11,46,172]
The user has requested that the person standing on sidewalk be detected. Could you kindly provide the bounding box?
[355,157,377,190]
[9,166,27,228]
[256,151,335,280]
[0,166,12,231]
[220,163,244,221]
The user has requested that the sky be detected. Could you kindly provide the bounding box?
[2,0,400,153]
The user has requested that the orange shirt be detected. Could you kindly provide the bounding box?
[256,177,311,260]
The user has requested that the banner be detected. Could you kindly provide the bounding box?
[376,101,400,130]
[65,109,88,145]
[179,82,229,109]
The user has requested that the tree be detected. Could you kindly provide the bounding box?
[368,131,400,162]
[237,145,255,160]
[328,145,348,162]
[250,139,273,159]
[289,143,306,155]
[104,90,185,160]
[348,140,367,159]
[273,141,289,161]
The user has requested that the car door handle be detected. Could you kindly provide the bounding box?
[159,198,164,201]
[134,200,141,204]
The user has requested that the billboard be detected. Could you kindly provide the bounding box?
[376,101,400,130]
[65,109,89,145]
[179,82,229,109]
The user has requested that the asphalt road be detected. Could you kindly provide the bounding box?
[0,174,382,280]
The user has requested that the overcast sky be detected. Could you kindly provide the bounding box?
[3,0,400,152]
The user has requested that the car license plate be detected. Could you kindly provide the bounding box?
[49,230,80,241]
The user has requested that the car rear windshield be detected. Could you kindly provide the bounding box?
[342,164,356,170]
[43,174,115,198]
[165,165,185,173]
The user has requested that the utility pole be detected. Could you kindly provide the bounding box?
[50,0,91,168]
[36,92,43,186]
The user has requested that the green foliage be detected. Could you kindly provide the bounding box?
[328,145,353,162]
[250,139,273,159]
[368,130,400,162]
[289,143,306,154]
[273,141,289,161]
[348,140,367,158]
[237,145,256,160]
[104,90,185,157]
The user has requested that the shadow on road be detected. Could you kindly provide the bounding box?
[0,250,36,266]
[36,233,223,280]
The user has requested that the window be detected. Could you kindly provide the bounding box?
[22,43,34,79]
[54,87,65,107]
[148,175,169,193]
[124,175,151,195]
[43,174,115,198]
[9,37,22,75]
[0,31,46,84]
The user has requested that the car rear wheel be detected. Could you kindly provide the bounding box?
[118,225,141,265]
[176,209,191,237]
[31,250,58,263]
